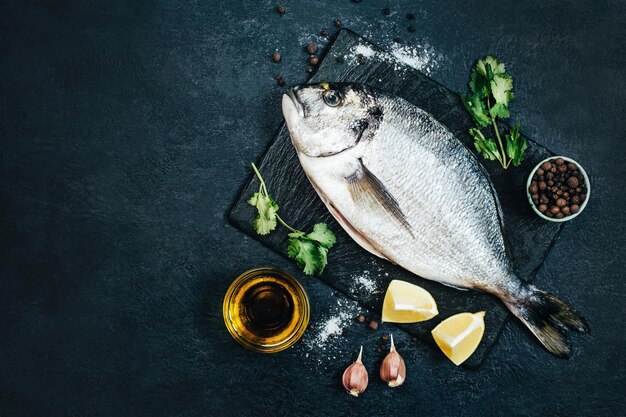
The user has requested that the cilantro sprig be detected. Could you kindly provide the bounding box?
[247,163,336,275]
[460,56,527,169]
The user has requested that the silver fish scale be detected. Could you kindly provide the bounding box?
[353,95,515,292]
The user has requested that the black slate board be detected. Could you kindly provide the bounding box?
[228,29,562,367]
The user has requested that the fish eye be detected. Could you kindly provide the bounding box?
[323,90,342,107]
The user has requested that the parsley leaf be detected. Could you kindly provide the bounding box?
[461,93,491,127]
[287,236,322,275]
[286,223,336,275]
[248,164,336,276]
[490,73,514,107]
[247,192,278,235]
[470,128,502,163]
[460,56,526,169]
[306,223,337,249]
[476,56,505,78]
[505,122,527,167]
[469,68,490,98]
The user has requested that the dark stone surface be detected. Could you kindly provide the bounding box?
[229,29,561,368]
[0,1,624,416]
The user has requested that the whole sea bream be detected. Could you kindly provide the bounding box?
[282,82,588,357]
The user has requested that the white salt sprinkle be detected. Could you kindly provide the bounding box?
[347,41,441,75]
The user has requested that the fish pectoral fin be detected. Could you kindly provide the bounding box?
[346,159,412,234]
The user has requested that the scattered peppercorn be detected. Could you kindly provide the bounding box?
[309,56,319,65]
[334,19,342,27]
[271,52,281,62]
[320,29,329,37]
[408,25,416,33]
[306,43,318,54]
[407,13,415,20]
[381,334,389,342]
[369,320,379,330]
[306,66,314,74]
[383,7,391,15]
[276,5,286,15]
[274,73,282,81]
[351,0,362,3]
[335,56,345,64]
[529,158,587,219]
[393,36,401,43]
[278,78,286,86]
[356,314,366,323]
[356,53,366,65]
[411,336,418,342]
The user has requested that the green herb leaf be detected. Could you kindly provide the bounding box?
[461,55,526,169]
[306,223,337,249]
[461,93,491,127]
[505,122,527,167]
[470,128,501,163]
[287,237,322,275]
[247,192,279,235]
[489,102,510,119]
[469,68,490,98]
[476,56,505,78]
[490,73,514,107]
[286,224,336,275]
[287,234,327,275]
[247,163,337,275]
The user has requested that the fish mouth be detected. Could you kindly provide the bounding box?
[283,87,305,119]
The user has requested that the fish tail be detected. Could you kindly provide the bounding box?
[501,284,589,358]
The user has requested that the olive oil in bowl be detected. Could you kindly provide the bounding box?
[223,268,310,353]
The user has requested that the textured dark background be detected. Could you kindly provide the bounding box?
[1,1,624,416]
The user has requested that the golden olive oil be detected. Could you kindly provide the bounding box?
[223,268,309,353]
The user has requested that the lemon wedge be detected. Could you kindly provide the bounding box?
[431,311,485,366]
[381,280,438,323]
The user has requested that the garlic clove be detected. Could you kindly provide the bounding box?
[342,346,369,397]
[379,334,406,387]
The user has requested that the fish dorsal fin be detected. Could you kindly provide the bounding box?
[346,159,412,234]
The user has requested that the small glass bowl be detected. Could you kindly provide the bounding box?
[526,156,590,222]
[222,267,310,353]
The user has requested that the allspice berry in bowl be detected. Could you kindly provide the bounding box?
[526,156,590,222]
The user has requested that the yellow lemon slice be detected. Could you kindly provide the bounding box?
[381,280,438,323]
[431,311,486,366]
